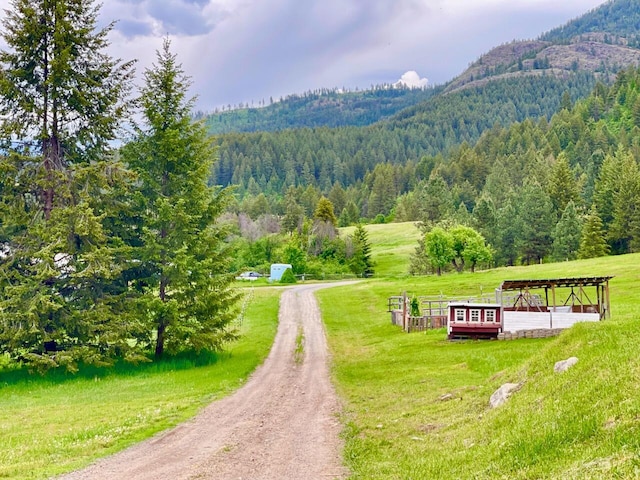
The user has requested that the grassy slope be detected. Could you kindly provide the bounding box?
[0,287,281,480]
[340,222,421,277]
[318,251,640,479]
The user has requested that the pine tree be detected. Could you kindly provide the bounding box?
[349,224,374,277]
[0,0,134,219]
[552,201,582,261]
[122,39,238,359]
[578,205,609,259]
[516,180,554,264]
[548,152,580,216]
[314,197,338,226]
[608,151,640,253]
[0,0,136,371]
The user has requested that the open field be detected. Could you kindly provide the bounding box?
[0,287,281,480]
[318,254,640,479]
[340,222,421,277]
[4,214,640,479]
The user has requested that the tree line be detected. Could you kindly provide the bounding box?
[220,65,640,274]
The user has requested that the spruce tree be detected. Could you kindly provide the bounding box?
[0,0,136,371]
[349,224,374,277]
[552,201,582,261]
[122,39,238,359]
[578,205,609,259]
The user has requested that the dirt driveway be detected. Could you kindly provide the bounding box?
[58,282,351,480]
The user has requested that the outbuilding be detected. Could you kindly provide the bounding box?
[447,302,503,339]
[269,263,293,282]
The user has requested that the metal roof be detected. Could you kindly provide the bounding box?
[499,277,614,291]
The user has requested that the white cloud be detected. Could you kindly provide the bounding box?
[394,70,428,88]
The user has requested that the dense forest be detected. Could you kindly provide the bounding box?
[215,0,640,275]
[221,66,640,274]
[204,85,439,134]
[213,73,598,196]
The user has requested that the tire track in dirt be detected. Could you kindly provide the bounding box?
[57,282,353,480]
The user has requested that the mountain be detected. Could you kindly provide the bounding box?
[205,86,439,135]
[208,0,640,137]
[211,0,640,202]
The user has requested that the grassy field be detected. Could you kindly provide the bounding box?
[340,222,421,277]
[318,254,640,479]
[4,219,640,479]
[0,287,281,480]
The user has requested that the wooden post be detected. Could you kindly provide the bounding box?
[605,280,611,319]
[402,291,408,332]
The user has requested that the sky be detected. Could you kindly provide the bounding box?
[0,0,609,111]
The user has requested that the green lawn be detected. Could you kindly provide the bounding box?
[0,287,281,480]
[318,254,640,479]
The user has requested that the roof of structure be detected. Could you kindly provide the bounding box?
[499,277,613,291]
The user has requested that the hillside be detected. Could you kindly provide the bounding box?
[208,0,640,138]
[320,252,640,478]
[212,0,640,208]
[443,38,640,94]
[205,85,439,134]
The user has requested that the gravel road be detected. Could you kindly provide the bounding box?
[57,282,351,480]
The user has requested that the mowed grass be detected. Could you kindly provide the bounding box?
[340,222,421,277]
[318,254,640,479]
[0,287,282,480]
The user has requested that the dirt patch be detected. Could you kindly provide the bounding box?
[58,283,352,480]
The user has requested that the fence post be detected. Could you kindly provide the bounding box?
[402,291,408,332]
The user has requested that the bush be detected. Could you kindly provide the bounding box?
[279,268,297,284]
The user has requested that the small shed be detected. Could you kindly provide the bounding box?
[269,263,293,282]
[447,302,503,339]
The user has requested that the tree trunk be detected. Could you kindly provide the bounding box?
[155,322,165,359]
[155,274,168,359]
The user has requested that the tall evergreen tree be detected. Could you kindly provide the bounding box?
[349,224,374,277]
[548,152,581,216]
[122,39,238,359]
[0,0,136,371]
[552,201,582,261]
[516,180,554,264]
[578,205,609,259]
[0,0,134,219]
[608,151,640,253]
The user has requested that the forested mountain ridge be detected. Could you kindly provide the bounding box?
[204,85,439,134]
[208,0,640,136]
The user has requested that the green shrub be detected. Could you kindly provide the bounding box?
[279,268,297,284]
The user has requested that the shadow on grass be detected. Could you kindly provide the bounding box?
[0,349,227,387]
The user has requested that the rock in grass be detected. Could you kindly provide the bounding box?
[489,383,521,408]
[554,356,578,373]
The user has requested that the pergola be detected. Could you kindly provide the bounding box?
[497,276,613,319]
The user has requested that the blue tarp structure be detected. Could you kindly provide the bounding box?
[269,263,292,281]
